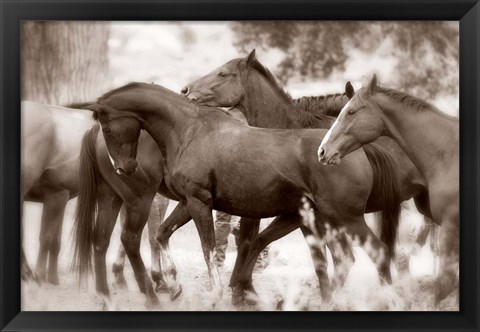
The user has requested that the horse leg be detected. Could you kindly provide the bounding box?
[112,204,128,290]
[121,195,160,309]
[235,214,301,305]
[47,192,70,285]
[346,216,392,284]
[35,190,69,284]
[435,209,459,305]
[93,182,123,305]
[306,208,355,293]
[229,217,260,305]
[430,223,440,276]
[299,224,332,302]
[186,195,223,305]
[415,218,432,249]
[156,202,191,300]
[328,231,356,288]
[21,246,36,282]
[147,194,169,293]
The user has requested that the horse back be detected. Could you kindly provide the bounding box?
[22,102,58,194]
[22,101,95,195]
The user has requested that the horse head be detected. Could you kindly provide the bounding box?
[85,102,143,175]
[181,50,262,107]
[318,74,384,165]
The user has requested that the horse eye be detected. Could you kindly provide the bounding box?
[218,72,228,77]
[348,108,357,114]
[103,127,112,134]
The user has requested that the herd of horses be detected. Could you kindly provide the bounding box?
[21,50,458,310]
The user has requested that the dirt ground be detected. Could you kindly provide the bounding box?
[21,200,458,311]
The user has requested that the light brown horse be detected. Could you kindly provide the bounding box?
[318,75,458,305]
[21,101,93,284]
[83,82,400,305]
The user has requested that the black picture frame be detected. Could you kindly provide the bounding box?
[1,0,479,331]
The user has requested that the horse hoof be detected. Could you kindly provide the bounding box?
[47,274,60,285]
[169,285,183,301]
[101,296,117,311]
[155,280,169,293]
[146,298,161,310]
[34,270,47,283]
[112,276,128,290]
[232,294,246,306]
[245,295,258,306]
[22,270,39,284]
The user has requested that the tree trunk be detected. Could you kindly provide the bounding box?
[21,21,110,105]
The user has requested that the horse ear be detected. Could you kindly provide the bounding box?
[84,104,104,113]
[83,104,100,113]
[246,49,257,66]
[345,81,354,98]
[366,74,377,93]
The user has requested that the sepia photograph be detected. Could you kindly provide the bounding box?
[20,21,459,312]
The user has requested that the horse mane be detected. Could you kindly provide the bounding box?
[97,82,170,103]
[372,86,438,113]
[248,58,292,102]
[293,93,350,117]
[97,82,144,102]
[245,57,343,127]
[299,111,335,128]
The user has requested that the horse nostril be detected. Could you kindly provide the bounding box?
[191,96,197,101]
[180,86,190,95]
[319,148,326,159]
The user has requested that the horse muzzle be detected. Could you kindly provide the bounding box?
[115,159,138,175]
[318,147,341,166]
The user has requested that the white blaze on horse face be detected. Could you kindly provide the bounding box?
[108,151,117,170]
[318,100,351,157]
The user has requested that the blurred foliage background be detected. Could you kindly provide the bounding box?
[21,21,459,114]
[232,21,459,101]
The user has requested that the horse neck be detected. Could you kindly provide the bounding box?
[293,94,349,128]
[239,72,299,129]
[376,93,459,181]
[134,93,197,160]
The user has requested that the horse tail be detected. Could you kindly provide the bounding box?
[72,123,101,282]
[363,143,401,260]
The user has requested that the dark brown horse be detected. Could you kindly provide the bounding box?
[73,122,183,309]
[84,82,399,305]
[182,51,431,298]
[318,75,458,305]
